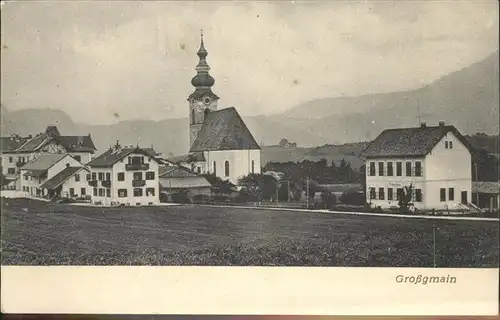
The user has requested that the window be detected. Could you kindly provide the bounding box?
[75,174,80,182]
[445,141,449,149]
[118,189,128,198]
[81,188,86,196]
[378,187,385,200]
[415,161,422,177]
[396,162,402,176]
[252,160,255,174]
[396,188,403,200]
[70,188,75,196]
[449,141,453,149]
[369,162,376,176]
[146,187,155,196]
[93,188,97,196]
[86,174,91,181]
[24,175,28,180]
[7,168,15,174]
[133,172,143,181]
[145,171,155,180]
[197,167,201,174]
[74,155,81,162]
[9,157,13,163]
[378,162,384,176]
[448,188,454,201]
[224,161,230,177]
[106,172,111,181]
[117,172,125,181]
[369,187,376,200]
[191,109,195,124]
[91,172,96,180]
[133,188,143,197]
[98,188,105,196]
[106,188,111,197]
[98,172,104,181]
[440,188,446,202]
[405,162,412,177]
[213,161,216,175]
[387,188,393,201]
[387,162,393,176]
[415,189,422,202]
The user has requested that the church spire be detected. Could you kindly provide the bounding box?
[191,30,215,88]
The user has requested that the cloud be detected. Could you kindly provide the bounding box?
[1,1,498,124]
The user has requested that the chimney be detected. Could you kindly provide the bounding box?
[114,140,121,150]
[438,121,445,127]
[420,122,427,128]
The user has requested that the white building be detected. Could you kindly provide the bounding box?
[19,153,87,199]
[168,32,261,185]
[361,122,473,211]
[0,125,97,188]
[87,143,160,206]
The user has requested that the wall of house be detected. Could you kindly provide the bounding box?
[19,171,46,197]
[424,132,472,210]
[60,170,90,198]
[88,167,113,205]
[364,157,426,210]
[90,153,160,206]
[68,152,93,164]
[204,149,261,185]
[1,152,38,176]
[47,155,83,178]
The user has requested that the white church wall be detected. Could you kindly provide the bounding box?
[205,149,261,185]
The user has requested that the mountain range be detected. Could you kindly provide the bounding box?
[1,50,498,158]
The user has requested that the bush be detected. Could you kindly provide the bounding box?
[340,191,365,206]
[171,192,192,204]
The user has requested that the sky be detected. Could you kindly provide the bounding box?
[1,0,498,125]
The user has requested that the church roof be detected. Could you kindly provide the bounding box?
[190,107,260,152]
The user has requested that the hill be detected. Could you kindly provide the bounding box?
[1,50,498,158]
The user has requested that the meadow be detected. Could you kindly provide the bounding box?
[1,198,498,267]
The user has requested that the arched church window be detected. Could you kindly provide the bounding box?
[204,108,210,119]
[191,109,195,124]
[251,160,255,174]
[213,161,217,175]
[224,161,230,177]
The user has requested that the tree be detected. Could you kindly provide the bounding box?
[203,173,234,195]
[398,183,414,212]
[279,138,289,148]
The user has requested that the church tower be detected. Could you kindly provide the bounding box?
[188,31,219,149]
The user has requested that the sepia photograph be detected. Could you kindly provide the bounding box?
[1,0,499,270]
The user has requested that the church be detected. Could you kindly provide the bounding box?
[168,32,261,185]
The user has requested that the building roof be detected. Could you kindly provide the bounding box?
[0,136,31,152]
[54,136,97,153]
[40,166,88,190]
[21,153,67,171]
[159,165,198,178]
[167,152,206,164]
[472,181,500,194]
[87,146,159,168]
[190,107,260,152]
[360,124,473,158]
[0,126,97,153]
[159,176,212,189]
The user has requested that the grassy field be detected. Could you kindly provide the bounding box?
[1,198,498,267]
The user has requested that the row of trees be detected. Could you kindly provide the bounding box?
[264,159,364,185]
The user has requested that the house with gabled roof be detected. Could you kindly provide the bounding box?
[86,142,160,206]
[19,153,87,199]
[360,121,473,211]
[159,165,213,199]
[0,125,97,181]
[169,32,261,185]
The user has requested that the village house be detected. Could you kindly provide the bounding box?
[167,32,261,186]
[472,181,500,211]
[19,153,87,199]
[86,143,160,206]
[0,125,96,188]
[159,165,212,199]
[361,122,473,211]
